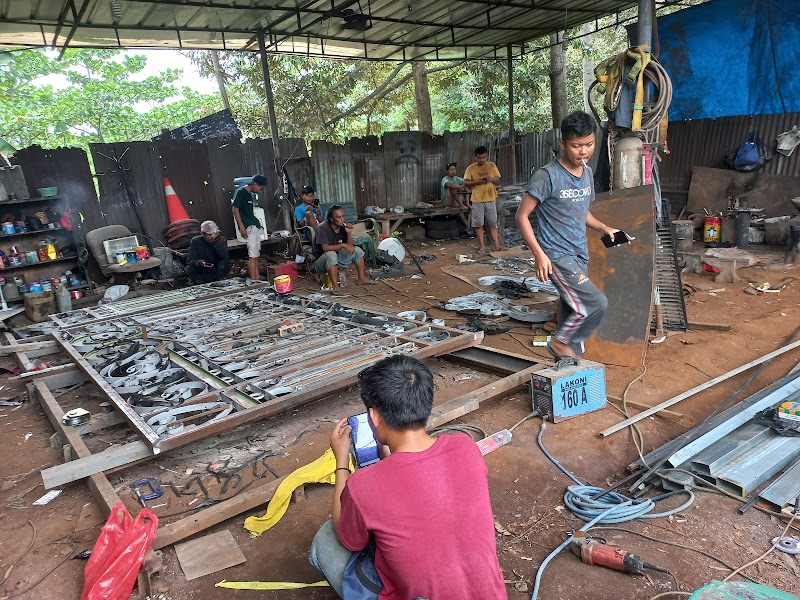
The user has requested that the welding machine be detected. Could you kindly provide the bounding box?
[531,357,607,422]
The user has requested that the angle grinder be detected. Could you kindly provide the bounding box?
[569,534,671,576]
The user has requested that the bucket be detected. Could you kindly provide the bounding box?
[25,250,39,264]
[135,245,148,260]
[672,220,694,252]
[321,273,333,289]
[274,274,292,294]
[2,222,14,235]
[703,216,722,243]
[28,281,43,293]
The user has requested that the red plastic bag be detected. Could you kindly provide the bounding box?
[81,503,158,600]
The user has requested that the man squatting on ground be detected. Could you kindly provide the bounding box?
[516,110,624,360]
[313,205,376,289]
[231,174,268,282]
[463,145,504,254]
[310,355,507,599]
[185,220,230,284]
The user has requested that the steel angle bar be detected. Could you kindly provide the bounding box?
[667,382,800,468]
[600,340,800,437]
[689,422,773,476]
[758,459,800,512]
[714,435,800,497]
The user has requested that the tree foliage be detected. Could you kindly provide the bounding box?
[0,48,222,151]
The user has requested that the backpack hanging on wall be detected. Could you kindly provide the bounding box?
[727,130,772,172]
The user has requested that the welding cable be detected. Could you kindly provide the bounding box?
[537,423,694,523]
[531,423,695,600]
[428,423,488,441]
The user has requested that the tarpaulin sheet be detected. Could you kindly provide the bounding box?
[657,0,800,120]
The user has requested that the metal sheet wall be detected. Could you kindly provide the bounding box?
[660,112,800,196]
[350,136,385,212]
[518,129,560,181]
[312,140,356,208]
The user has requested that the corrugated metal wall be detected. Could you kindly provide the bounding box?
[312,140,356,208]
[660,112,800,209]
[13,113,798,240]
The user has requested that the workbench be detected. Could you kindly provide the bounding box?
[372,206,469,236]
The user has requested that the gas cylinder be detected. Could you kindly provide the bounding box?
[613,135,643,189]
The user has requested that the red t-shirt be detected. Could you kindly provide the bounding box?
[337,433,507,600]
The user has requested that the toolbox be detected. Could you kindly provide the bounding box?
[531,357,607,422]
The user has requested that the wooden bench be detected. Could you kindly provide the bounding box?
[372,206,469,236]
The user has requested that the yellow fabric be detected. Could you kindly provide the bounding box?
[216,579,330,590]
[243,447,344,536]
[626,45,651,132]
[464,162,500,203]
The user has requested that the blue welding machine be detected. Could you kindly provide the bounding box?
[531,357,607,422]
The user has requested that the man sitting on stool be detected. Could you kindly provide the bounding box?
[313,205,375,290]
[185,220,230,284]
[295,185,324,233]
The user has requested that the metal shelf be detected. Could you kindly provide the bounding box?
[0,227,70,240]
[0,196,67,206]
[0,256,77,273]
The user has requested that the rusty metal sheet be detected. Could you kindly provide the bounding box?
[686,166,800,218]
[383,131,423,208]
[583,185,656,368]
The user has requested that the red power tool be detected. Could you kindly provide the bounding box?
[569,535,670,576]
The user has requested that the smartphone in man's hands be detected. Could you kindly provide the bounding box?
[600,231,634,248]
[348,412,380,468]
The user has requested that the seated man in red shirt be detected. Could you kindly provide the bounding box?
[309,355,507,600]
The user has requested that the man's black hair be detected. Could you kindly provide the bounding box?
[560,111,596,141]
[474,145,488,156]
[359,355,433,430]
[446,162,457,169]
[326,204,343,223]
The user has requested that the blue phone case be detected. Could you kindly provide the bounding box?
[348,413,380,468]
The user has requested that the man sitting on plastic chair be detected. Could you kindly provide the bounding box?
[313,205,376,292]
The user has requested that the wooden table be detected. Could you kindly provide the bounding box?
[373,207,470,236]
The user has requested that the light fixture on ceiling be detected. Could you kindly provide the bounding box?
[331,1,372,31]
[109,0,123,23]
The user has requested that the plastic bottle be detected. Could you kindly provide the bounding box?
[338,272,346,288]
[57,284,72,313]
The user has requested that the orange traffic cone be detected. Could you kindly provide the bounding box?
[164,177,190,223]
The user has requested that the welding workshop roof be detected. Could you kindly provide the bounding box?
[0,0,639,60]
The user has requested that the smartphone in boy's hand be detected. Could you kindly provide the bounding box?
[348,412,380,468]
[601,231,634,248]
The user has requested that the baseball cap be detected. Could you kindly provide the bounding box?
[251,174,268,186]
[301,185,315,195]
[200,220,220,234]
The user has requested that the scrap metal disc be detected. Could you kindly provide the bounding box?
[772,536,800,554]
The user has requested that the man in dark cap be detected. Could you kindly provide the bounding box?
[232,174,267,282]
[295,185,324,233]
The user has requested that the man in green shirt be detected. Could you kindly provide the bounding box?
[232,174,268,281]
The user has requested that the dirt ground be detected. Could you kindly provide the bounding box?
[1,237,799,600]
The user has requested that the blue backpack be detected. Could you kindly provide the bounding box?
[342,545,383,600]
[729,130,772,172]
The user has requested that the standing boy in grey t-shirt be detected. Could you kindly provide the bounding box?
[515,111,624,360]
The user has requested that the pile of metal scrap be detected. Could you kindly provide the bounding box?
[51,284,481,453]
[435,292,556,323]
[628,372,800,512]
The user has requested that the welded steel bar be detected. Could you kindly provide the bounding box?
[600,340,800,437]
[758,459,800,511]
[667,385,800,467]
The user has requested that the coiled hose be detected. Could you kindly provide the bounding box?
[531,422,694,600]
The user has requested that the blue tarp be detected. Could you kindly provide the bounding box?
[657,0,800,120]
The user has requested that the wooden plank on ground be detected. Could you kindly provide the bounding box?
[29,380,122,512]
[0,340,56,355]
[41,441,153,489]
[175,530,246,580]
[428,364,541,427]
[687,320,732,331]
[12,362,78,381]
[152,476,285,550]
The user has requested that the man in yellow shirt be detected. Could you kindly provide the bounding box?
[463,146,503,254]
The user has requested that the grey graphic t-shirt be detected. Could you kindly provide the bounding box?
[526,161,594,261]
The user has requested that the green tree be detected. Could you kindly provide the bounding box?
[0,48,222,152]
